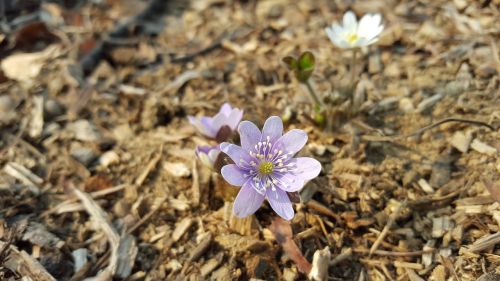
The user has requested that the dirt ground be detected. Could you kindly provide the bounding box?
[0,0,499,280]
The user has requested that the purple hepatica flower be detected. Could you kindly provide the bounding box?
[195,145,221,169]
[188,103,243,141]
[220,116,321,221]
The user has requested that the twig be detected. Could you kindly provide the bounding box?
[354,248,434,257]
[362,117,495,142]
[72,186,120,277]
[135,145,163,186]
[127,196,167,234]
[0,240,57,281]
[369,201,406,256]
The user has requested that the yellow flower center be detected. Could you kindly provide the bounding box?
[346,33,359,45]
[258,161,274,175]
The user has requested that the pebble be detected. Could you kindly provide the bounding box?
[164,162,191,178]
[67,120,102,142]
[70,147,98,167]
[99,151,120,167]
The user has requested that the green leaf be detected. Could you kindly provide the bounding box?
[298,51,315,72]
[281,56,298,71]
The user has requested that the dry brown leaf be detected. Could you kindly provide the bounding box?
[269,217,312,274]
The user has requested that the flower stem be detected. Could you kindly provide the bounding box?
[304,79,322,107]
[350,48,358,88]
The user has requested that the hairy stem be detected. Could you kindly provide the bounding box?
[350,48,358,86]
[304,80,322,107]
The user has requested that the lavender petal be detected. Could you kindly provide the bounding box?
[233,180,265,218]
[274,174,305,192]
[291,157,321,180]
[274,129,308,155]
[220,143,252,165]
[226,109,244,131]
[221,164,247,186]
[266,188,294,221]
[219,103,232,116]
[238,121,261,151]
[262,116,283,143]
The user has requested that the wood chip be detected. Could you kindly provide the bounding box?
[449,131,472,153]
[172,218,193,242]
[418,179,435,194]
[200,253,223,277]
[0,241,57,281]
[308,246,330,281]
[188,232,212,262]
[470,139,497,156]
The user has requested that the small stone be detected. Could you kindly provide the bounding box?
[44,98,64,118]
[113,200,131,218]
[163,162,191,178]
[399,98,414,113]
[71,147,98,167]
[67,120,101,142]
[450,131,472,153]
[99,151,120,167]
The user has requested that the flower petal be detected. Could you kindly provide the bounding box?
[273,173,305,192]
[238,120,261,151]
[262,116,283,143]
[293,157,321,180]
[358,14,383,43]
[221,164,247,186]
[226,109,244,131]
[266,188,294,220]
[342,11,357,33]
[220,142,252,166]
[188,116,216,138]
[274,129,308,155]
[219,103,232,116]
[211,112,228,132]
[233,180,265,218]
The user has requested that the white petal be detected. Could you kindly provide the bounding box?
[342,11,358,33]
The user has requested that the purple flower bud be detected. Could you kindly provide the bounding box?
[220,116,321,221]
[195,145,221,169]
[188,103,243,141]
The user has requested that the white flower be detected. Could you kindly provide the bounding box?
[325,11,384,49]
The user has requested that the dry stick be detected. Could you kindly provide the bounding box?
[42,184,128,217]
[127,196,168,234]
[369,201,407,256]
[354,248,434,257]
[72,187,120,277]
[0,241,57,281]
[362,117,495,142]
[90,145,165,276]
